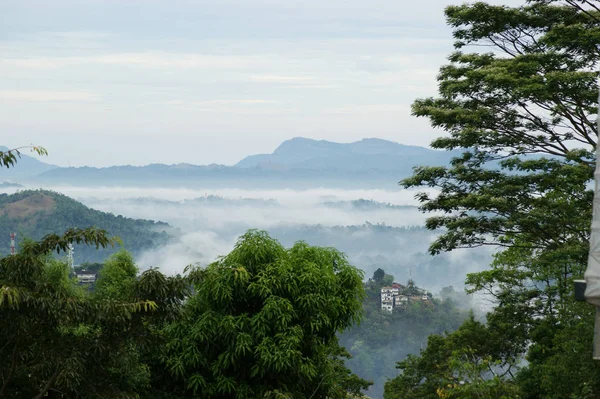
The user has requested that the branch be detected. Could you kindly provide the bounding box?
[0,146,48,169]
[32,368,61,399]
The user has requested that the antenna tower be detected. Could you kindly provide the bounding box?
[67,243,74,269]
[10,233,16,255]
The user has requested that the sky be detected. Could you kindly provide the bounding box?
[1,0,523,167]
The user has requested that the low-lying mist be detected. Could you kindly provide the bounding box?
[5,185,495,294]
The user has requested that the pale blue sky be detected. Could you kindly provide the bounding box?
[1,0,523,167]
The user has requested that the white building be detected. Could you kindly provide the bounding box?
[381,285,402,312]
[74,270,97,284]
[394,295,408,308]
[380,283,433,312]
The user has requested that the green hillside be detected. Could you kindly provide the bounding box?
[0,189,172,262]
[339,273,469,399]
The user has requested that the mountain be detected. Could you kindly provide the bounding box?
[0,146,58,181]
[0,190,173,262]
[235,137,459,172]
[26,138,461,189]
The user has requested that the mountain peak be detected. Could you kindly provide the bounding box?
[234,137,445,170]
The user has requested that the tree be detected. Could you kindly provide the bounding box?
[373,268,386,285]
[0,235,190,398]
[384,314,521,399]
[95,249,139,300]
[161,230,372,398]
[402,0,598,255]
[383,274,394,287]
[386,1,600,398]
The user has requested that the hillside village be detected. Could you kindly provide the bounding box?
[380,279,431,312]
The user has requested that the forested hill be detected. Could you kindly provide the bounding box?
[0,190,172,262]
[339,273,470,399]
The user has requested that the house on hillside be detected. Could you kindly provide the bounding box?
[381,283,403,312]
[380,287,395,312]
[394,295,408,308]
[380,281,430,312]
[74,269,97,285]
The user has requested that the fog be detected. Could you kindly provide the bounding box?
[5,184,494,293]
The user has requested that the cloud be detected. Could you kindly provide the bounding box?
[161,99,276,107]
[43,186,432,206]
[0,90,100,102]
[249,75,315,82]
[0,7,458,168]
[0,52,271,70]
[282,85,333,89]
[355,55,412,73]
[324,104,410,115]
[248,75,329,88]
[136,230,236,274]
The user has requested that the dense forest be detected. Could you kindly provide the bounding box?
[0,189,173,262]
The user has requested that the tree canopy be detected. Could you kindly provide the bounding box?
[386,1,600,398]
[403,0,598,255]
[161,230,371,398]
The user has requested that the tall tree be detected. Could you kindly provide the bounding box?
[403,0,599,255]
[386,1,600,398]
[161,230,372,398]
[372,268,386,285]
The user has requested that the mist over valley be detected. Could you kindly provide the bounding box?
[0,183,492,295]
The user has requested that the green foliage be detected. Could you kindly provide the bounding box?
[0,228,165,398]
[402,0,599,255]
[95,250,139,300]
[386,1,600,398]
[76,261,104,273]
[161,230,371,398]
[2,147,370,398]
[0,149,186,398]
[384,314,521,399]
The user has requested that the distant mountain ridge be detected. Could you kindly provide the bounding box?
[16,137,462,189]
